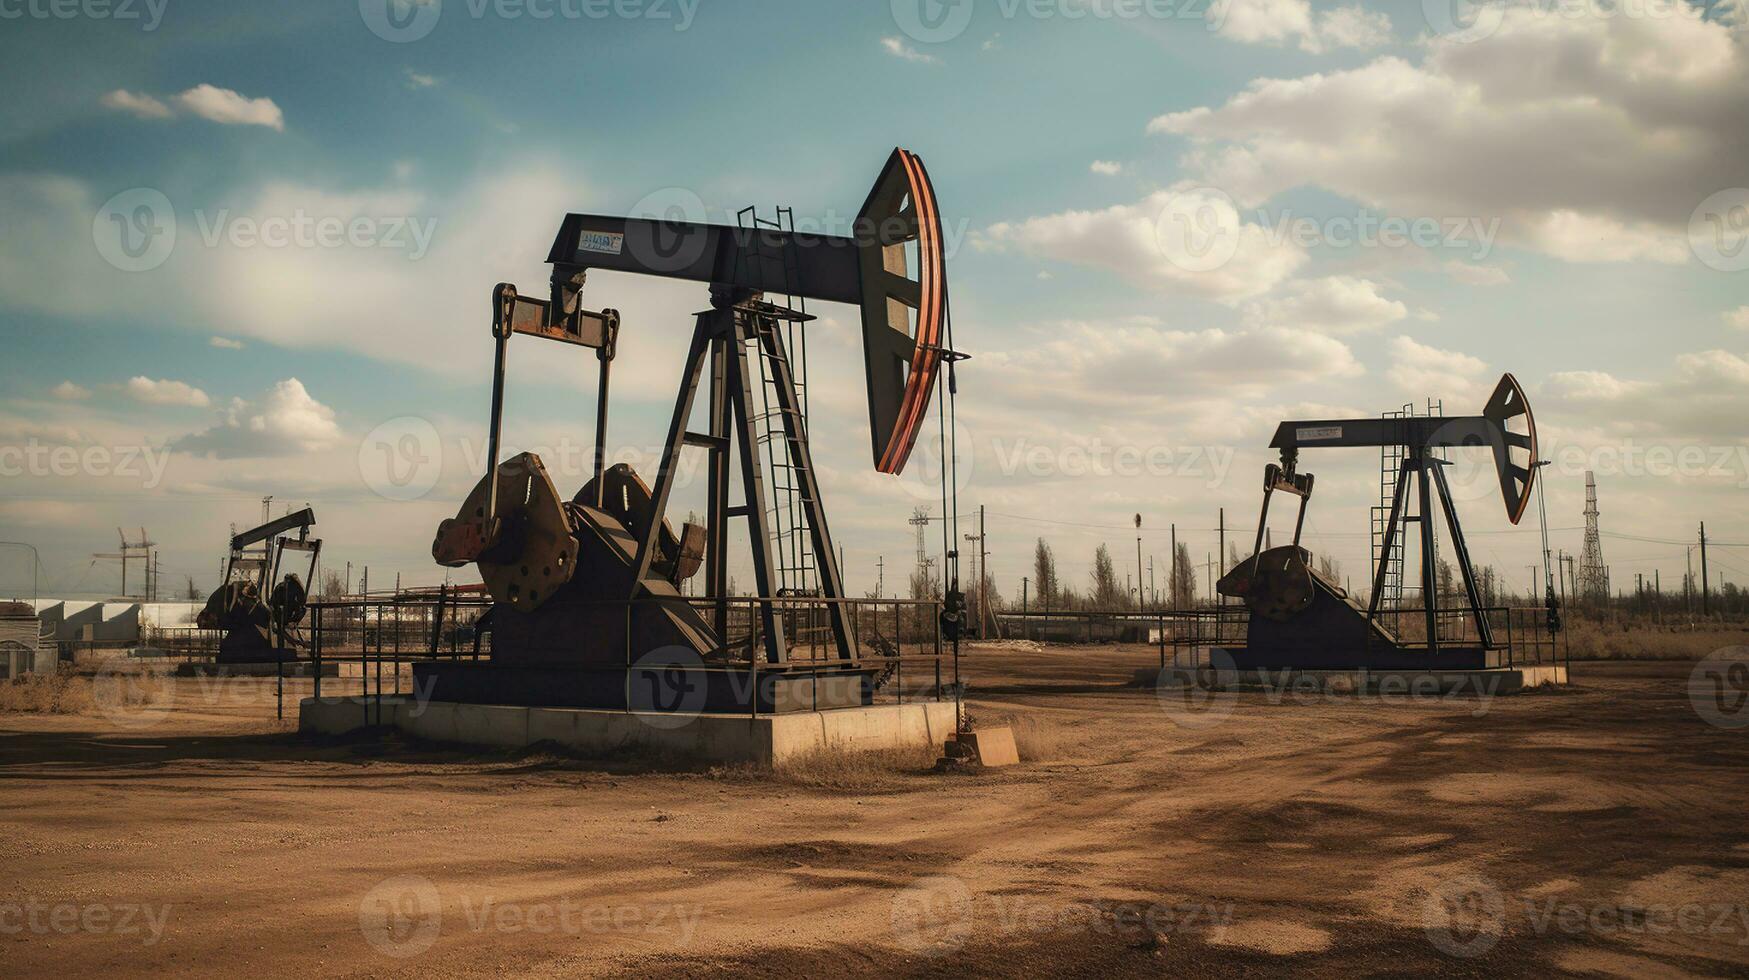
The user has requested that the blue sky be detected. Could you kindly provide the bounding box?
[2,0,1748,600]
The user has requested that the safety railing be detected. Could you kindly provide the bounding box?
[298,593,953,727]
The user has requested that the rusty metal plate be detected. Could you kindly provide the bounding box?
[447,452,578,613]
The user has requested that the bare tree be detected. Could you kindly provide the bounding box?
[1090,544,1121,608]
[1032,538,1058,608]
[1170,541,1196,607]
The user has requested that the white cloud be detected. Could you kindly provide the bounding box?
[1387,336,1488,404]
[979,318,1362,419]
[1154,9,1749,264]
[404,69,437,89]
[881,36,941,64]
[98,84,285,130]
[0,168,653,380]
[100,89,171,119]
[210,336,246,350]
[1210,0,1390,53]
[1444,260,1510,286]
[1727,306,1749,330]
[1243,275,1406,334]
[173,379,340,458]
[51,381,90,401]
[174,84,285,130]
[1544,351,1749,441]
[1090,160,1124,176]
[978,187,1306,302]
[125,376,211,408]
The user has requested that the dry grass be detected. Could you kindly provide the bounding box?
[755,744,942,791]
[1005,715,1068,762]
[0,672,95,714]
[1563,623,1749,661]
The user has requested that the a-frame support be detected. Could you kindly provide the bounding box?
[1362,451,1494,652]
[632,301,853,665]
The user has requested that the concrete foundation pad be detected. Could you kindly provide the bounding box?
[1140,664,1568,696]
[298,696,957,766]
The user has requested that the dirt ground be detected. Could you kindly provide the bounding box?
[4,644,1749,978]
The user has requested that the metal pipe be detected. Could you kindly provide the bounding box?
[485,289,514,521]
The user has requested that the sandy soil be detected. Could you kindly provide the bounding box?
[3,647,1748,977]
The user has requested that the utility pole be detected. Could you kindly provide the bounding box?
[1700,522,1710,617]
[1218,507,1225,607]
[876,555,884,599]
[979,506,989,634]
[1134,514,1144,613]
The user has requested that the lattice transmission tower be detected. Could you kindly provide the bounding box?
[1576,471,1608,604]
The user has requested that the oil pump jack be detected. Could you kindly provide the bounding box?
[197,507,321,663]
[424,148,960,711]
[1217,374,1541,669]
